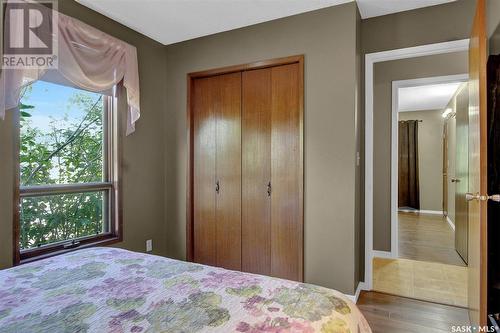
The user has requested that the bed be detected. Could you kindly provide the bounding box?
[0,248,371,333]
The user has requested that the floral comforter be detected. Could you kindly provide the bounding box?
[0,248,371,333]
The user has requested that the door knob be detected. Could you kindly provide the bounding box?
[488,194,500,202]
[216,180,220,194]
[451,178,460,183]
[267,182,272,197]
[465,192,500,202]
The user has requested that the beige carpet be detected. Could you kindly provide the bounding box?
[373,257,467,307]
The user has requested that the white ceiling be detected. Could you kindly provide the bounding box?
[76,0,457,45]
[356,0,456,19]
[398,82,463,113]
[76,0,351,45]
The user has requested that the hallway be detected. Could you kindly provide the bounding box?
[398,212,466,266]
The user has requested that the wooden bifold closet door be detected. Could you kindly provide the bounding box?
[269,63,302,281]
[189,56,303,282]
[241,68,272,276]
[192,72,242,270]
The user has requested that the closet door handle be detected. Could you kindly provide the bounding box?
[216,180,220,194]
[267,182,271,197]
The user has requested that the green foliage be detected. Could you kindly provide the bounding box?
[19,85,106,250]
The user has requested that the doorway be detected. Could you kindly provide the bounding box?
[365,1,489,325]
[373,75,469,307]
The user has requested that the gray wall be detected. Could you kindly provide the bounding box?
[492,26,500,55]
[164,3,361,294]
[488,0,500,55]
[0,0,168,269]
[488,0,500,37]
[373,51,468,251]
[489,0,500,54]
[361,0,475,54]
[399,110,444,212]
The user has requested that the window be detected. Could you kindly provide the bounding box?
[16,80,121,263]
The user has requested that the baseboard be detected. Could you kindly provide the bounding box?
[446,216,455,231]
[417,210,444,215]
[345,282,367,303]
[398,208,417,213]
[398,209,443,215]
[372,250,395,259]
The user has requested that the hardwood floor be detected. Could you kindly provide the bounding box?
[358,291,470,333]
[399,212,466,266]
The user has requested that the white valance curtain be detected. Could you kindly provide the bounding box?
[0,1,141,134]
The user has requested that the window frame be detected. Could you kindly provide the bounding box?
[13,92,122,265]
